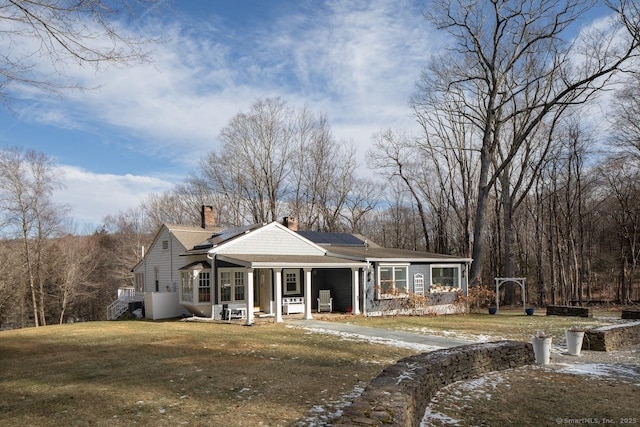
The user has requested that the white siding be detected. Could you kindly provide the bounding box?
[218,225,324,256]
[134,226,198,294]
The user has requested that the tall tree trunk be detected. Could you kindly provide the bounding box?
[469,148,492,287]
[534,178,546,306]
[500,169,516,305]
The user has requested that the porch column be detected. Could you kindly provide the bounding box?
[304,268,313,320]
[245,269,254,326]
[275,268,283,323]
[351,268,360,315]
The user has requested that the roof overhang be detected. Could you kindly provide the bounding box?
[179,260,212,271]
[325,252,473,264]
[215,254,367,269]
[362,257,474,263]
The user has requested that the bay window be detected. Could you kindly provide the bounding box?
[180,266,211,303]
[181,271,194,302]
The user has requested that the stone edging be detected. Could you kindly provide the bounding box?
[334,340,534,426]
[546,305,592,317]
[583,321,640,351]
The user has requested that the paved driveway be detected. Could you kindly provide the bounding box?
[287,319,473,352]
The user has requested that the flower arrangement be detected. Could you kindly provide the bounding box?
[533,330,551,339]
[429,284,462,293]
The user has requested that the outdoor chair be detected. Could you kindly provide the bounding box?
[317,290,333,313]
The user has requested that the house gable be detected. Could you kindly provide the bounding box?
[132,224,213,294]
[212,222,326,257]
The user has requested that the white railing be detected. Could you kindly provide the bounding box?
[107,299,129,320]
[118,288,136,301]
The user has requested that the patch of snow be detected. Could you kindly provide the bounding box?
[595,321,640,331]
[410,327,502,343]
[421,408,461,426]
[293,382,367,426]
[396,362,419,385]
[295,326,444,352]
[558,363,640,384]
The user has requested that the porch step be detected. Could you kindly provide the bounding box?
[107,299,129,320]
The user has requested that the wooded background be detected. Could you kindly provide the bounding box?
[1,0,639,329]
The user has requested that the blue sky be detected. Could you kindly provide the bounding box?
[0,1,616,231]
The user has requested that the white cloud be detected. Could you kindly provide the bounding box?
[55,165,175,230]
[5,1,445,226]
[18,1,438,167]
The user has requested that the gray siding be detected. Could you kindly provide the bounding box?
[364,261,468,315]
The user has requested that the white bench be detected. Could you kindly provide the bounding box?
[224,307,247,322]
[282,297,305,314]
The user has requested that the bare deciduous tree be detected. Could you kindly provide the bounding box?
[370,130,433,251]
[53,234,99,324]
[0,0,159,101]
[413,0,640,286]
[0,147,65,327]
[612,74,640,159]
[190,98,365,230]
[600,157,640,304]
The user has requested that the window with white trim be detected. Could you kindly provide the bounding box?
[199,271,211,302]
[377,265,408,298]
[283,269,300,295]
[234,271,245,301]
[134,273,144,293]
[430,265,461,289]
[180,271,194,302]
[219,268,246,303]
[220,270,232,302]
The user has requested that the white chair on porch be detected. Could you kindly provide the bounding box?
[317,290,333,313]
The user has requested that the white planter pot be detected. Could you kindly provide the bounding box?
[565,330,585,356]
[532,336,552,365]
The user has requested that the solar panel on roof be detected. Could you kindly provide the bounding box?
[191,223,263,250]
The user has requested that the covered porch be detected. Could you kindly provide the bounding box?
[214,254,366,325]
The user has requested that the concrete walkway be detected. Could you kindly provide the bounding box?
[287,319,473,351]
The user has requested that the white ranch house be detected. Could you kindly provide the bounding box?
[119,210,472,322]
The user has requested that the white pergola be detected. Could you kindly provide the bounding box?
[494,277,526,313]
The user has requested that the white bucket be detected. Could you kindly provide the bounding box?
[532,337,552,365]
[565,330,585,356]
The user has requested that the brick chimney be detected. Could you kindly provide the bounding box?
[283,217,298,231]
[201,205,216,230]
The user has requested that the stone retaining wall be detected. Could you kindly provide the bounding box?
[334,341,534,426]
[546,305,592,317]
[583,321,640,351]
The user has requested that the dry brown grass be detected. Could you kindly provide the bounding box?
[339,309,640,426]
[425,366,640,426]
[344,308,615,341]
[0,320,413,426]
[1,310,638,426]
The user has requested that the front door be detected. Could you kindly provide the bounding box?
[257,269,273,314]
